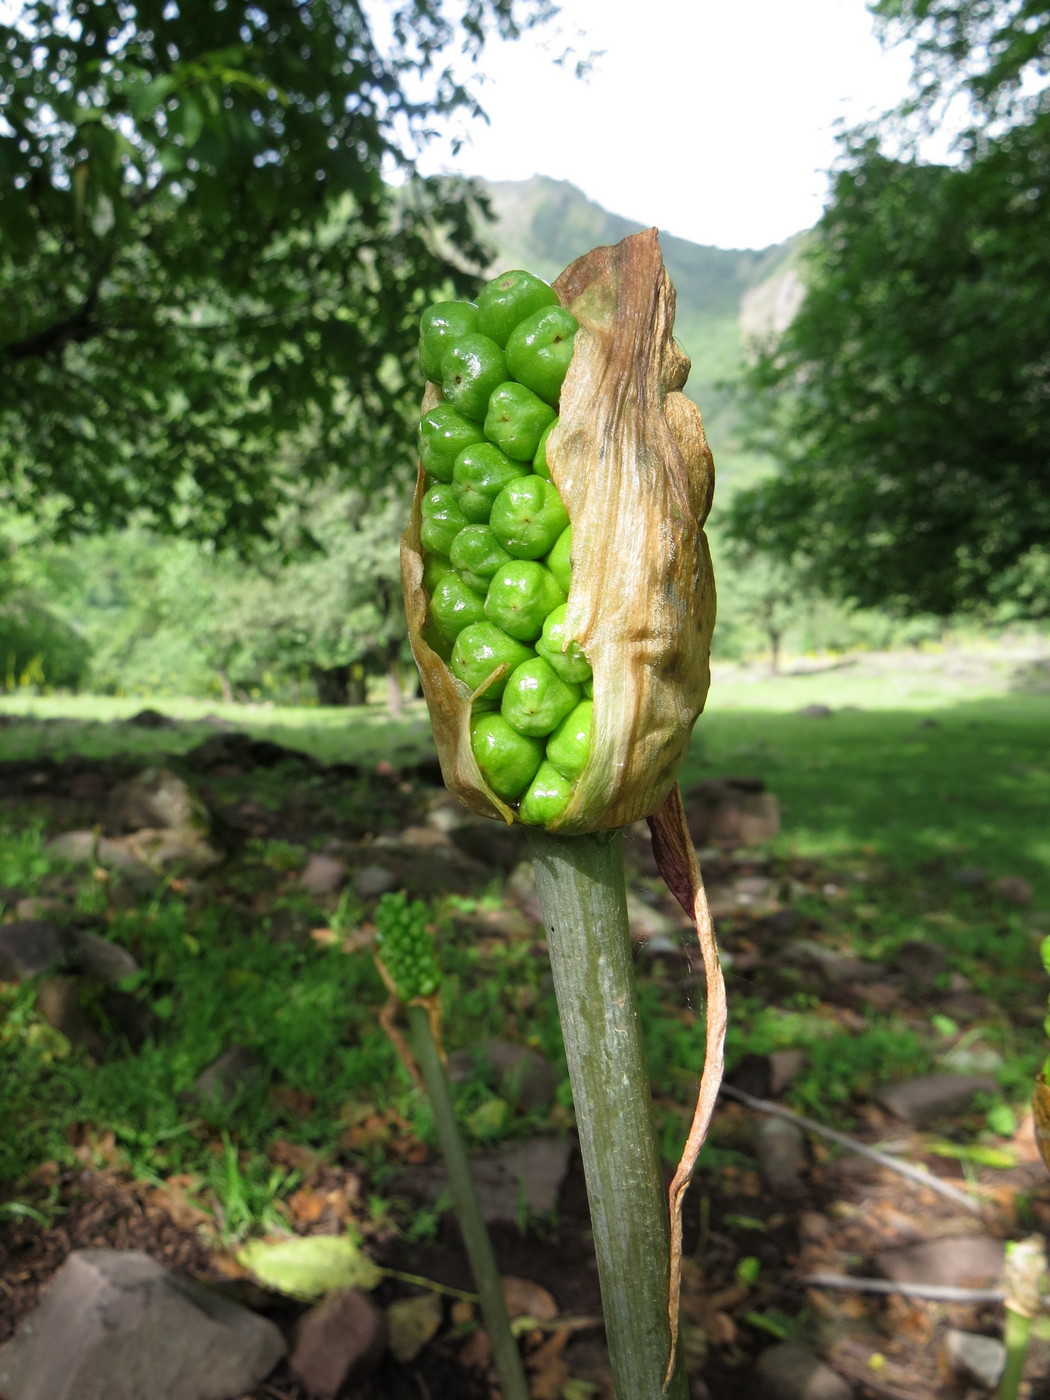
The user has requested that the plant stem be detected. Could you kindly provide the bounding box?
[406,1003,529,1400]
[527,827,689,1400]
[998,1306,1030,1400]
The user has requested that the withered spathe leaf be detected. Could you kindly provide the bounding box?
[402,229,715,832]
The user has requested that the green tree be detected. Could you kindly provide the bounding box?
[0,0,552,539]
[726,7,1050,618]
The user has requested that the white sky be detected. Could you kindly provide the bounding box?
[419,0,925,250]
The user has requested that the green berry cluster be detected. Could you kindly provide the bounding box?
[417,270,592,827]
[374,891,441,1001]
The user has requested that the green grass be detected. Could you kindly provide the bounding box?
[1,643,1048,1233]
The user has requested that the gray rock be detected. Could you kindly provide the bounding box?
[450,821,528,871]
[625,891,678,941]
[755,1342,853,1400]
[0,921,72,981]
[892,939,948,985]
[876,1235,1005,1288]
[298,853,346,897]
[45,831,156,888]
[754,1116,808,1192]
[943,1329,1006,1389]
[782,940,883,985]
[290,1288,387,1397]
[992,875,1033,905]
[122,827,223,877]
[193,1047,268,1106]
[797,704,834,719]
[35,977,107,1059]
[36,977,157,1057]
[447,1039,562,1111]
[354,864,398,898]
[108,767,209,834]
[684,778,780,848]
[397,1138,572,1223]
[951,866,988,887]
[0,1249,285,1400]
[876,1073,998,1125]
[14,896,68,921]
[71,931,140,985]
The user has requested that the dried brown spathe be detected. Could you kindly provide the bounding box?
[402,228,716,832]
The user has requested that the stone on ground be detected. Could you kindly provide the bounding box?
[943,1329,1006,1388]
[876,1235,1005,1287]
[0,1248,285,1400]
[755,1342,853,1399]
[289,1288,387,1397]
[876,1073,998,1125]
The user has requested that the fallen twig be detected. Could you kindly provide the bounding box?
[718,1082,983,1215]
[800,1271,1005,1303]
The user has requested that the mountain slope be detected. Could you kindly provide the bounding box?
[478,177,802,477]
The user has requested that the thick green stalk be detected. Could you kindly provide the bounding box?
[406,1003,529,1400]
[526,827,689,1400]
[998,1307,1030,1400]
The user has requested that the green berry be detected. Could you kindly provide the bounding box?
[505,305,579,406]
[484,382,556,463]
[450,622,535,700]
[450,525,513,591]
[500,657,580,737]
[420,484,469,557]
[476,270,558,347]
[452,443,530,524]
[419,302,478,383]
[441,333,507,422]
[374,891,442,1001]
[533,421,555,481]
[545,700,592,782]
[470,711,544,799]
[418,404,486,483]
[546,525,573,593]
[535,604,591,683]
[519,760,574,826]
[429,572,487,643]
[489,476,570,560]
[422,553,454,591]
[483,561,566,642]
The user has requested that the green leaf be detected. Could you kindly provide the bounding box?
[237,1232,384,1299]
[926,1140,1017,1169]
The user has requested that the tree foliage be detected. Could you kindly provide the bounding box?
[0,0,552,539]
[726,6,1050,618]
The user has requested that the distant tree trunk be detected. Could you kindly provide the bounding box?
[311,663,359,706]
[218,670,234,704]
[768,627,783,675]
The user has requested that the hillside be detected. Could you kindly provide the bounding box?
[478,176,802,470]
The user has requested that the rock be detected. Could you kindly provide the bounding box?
[625,891,679,941]
[892,938,949,985]
[876,1073,998,1125]
[36,977,156,1057]
[122,827,223,876]
[124,707,176,728]
[354,864,398,898]
[684,778,780,848]
[0,921,73,981]
[450,821,529,871]
[14,896,69,920]
[942,1329,1006,1389]
[108,767,209,834]
[0,884,25,912]
[183,732,314,771]
[71,931,140,985]
[876,1235,1004,1288]
[0,1248,285,1400]
[298,853,347,898]
[753,1116,808,1192]
[951,866,988,888]
[760,907,801,937]
[782,940,883,985]
[397,1138,572,1223]
[447,1040,562,1112]
[939,1040,1005,1075]
[754,1342,853,1400]
[992,875,1033,905]
[45,831,156,888]
[797,704,834,719]
[290,1288,387,1397]
[193,1047,269,1106]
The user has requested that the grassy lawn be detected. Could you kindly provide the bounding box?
[1,640,1048,1234]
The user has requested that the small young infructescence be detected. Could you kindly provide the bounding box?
[402,232,716,833]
